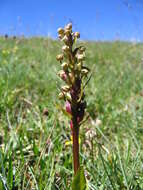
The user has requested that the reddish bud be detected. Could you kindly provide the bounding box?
[77,117,82,123]
[70,120,73,130]
[58,70,67,81]
[61,73,67,81]
[66,101,71,114]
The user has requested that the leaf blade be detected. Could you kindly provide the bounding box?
[72,167,86,190]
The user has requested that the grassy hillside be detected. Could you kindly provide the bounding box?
[0,37,143,189]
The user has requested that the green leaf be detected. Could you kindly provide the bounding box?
[0,180,3,190]
[7,154,13,190]
[72,167,86,190]
[33,140,39,156]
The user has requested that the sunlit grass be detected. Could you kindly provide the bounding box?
[0,37,143,189]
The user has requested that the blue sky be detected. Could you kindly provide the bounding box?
[0,0,143,41]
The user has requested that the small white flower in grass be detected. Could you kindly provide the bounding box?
[91,118,102,127]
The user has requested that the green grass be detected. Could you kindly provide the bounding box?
[0,37,143,189]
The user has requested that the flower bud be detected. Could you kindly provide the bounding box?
[62,85,70,92]
[65,29,71,36]
[56,54,64,61]
[58,70,67,81]
[58,28,64,35]
[66,101,72,114]
[65,92,72,101]
[77,62,82,71]
[76,53,85,61]
[69,63,74,69]
[74,32,80,38]
[62,35,69,44]
[80,46,86,52]
[77,116,82,123]
[62,45,69,52]
[58,92,65,99]
[69,72,75,84]
[58,70,65,76]
[81,69,89,76]
[70,120,73,130]
[61,62,68,71]
[58,34,64,39]
[65,23,72,31]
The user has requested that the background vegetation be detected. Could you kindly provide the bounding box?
[0,37,143,189]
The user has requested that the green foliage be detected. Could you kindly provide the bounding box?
[72,167,86,190]
[7,154,13,190]
[0,37,143,189]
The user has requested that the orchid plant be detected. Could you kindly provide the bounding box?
[56,23,90,189]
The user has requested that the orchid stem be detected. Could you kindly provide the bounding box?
[72,120,80,175]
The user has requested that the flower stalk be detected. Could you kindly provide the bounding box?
[56,23,90,175]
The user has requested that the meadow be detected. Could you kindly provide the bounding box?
[0,37,143,189]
